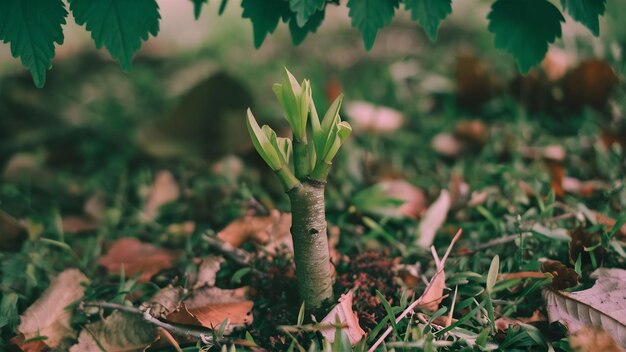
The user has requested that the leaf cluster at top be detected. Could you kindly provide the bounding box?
[0,0,607,87]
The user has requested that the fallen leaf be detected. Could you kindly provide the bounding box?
[98,237,178,282]
[140,285,185,318]
[595,212,626,238]
[420,269,446,312]
[320,290,366,346]
[543,268,626,347]
[193,257,224,289]
[417,190,451,250]
[10,335,48,352]
[541,47,575,81]
[379,179,426,220]
[189,301,254,329]
[569,326,625,352]
[563,59,618,111]
[70,311,157,352]
[495,310,544,331]
[454,119,489,147]
[345,101,404,133]
[541,260,579,290]
[569,227,605,266]
[431,133,462,157]
[217,209,290,249]
[18,269,89,348]
[141,170,180,222]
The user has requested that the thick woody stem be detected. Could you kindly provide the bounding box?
[287,181,334,309]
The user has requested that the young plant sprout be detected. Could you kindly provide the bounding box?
[246,69,352,309]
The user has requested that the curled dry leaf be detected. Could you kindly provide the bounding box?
[141,170,180,222]
[193,256,224,289]
[140,285,185,318]
[417,190,451,250]
[18,269,89,348]
[320,290,366,346]
[217,209,291,251]
[70,311,157,352]
[569,326,626,352]
[541,260,579,290]
[98,237,179,282]
[543,268,626,347]
[344,101,404,133]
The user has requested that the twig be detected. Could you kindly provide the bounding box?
[463,232,531,255]
[202,234,252,266]
[81,301,214,342]
[368,229,463,352]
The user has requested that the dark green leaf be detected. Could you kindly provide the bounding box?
[0,0,67,87]
[69,0,160,71]
[487,0,564,73]
[242,0,291,48]
[289,0,326,27]
[404,0,452,41]
[191,0,208,19]
[289,9,325,45]
[561,0,605,36]
[348,0,399,50]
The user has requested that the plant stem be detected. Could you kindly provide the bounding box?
[293,140,309,179]
[287,181,334,309]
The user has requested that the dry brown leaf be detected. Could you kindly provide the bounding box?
[140,285,185,318]
[378,179,426,220]
[595,212,626,238]
[217,209,290,248]
[454,119,489,146]
[344,101,404,133]
[543,268,626,347]
[541,260,579,290]
[569,227,605,266]
[320,290,366,346]
[184,286,248,308]
[193,257,224,289]
[10,334,49,352]
[420,270,445,312]
[431,133,462,157]
[18,269,89,348]
[417,190,451,250]
[541,47,575,81]
[495,310,544,331]
[455,52,500,107]
[98,237,178,282]
[570,326,625,352]
[70,311,157,352]
[190,301,254,329]
[563,59,618,111]
[141,170,180,222]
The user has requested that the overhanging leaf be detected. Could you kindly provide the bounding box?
[69,0,160,71]
[241,0,291,48]
[404,0,452,41]
[347,0,399,50]
[289,0,326,27]
[561,0,606,36]
[191,0,208,19]
[487,0,564,73]
[542,268,626,347]
[0,0,67,87]
[289,8,325,45]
